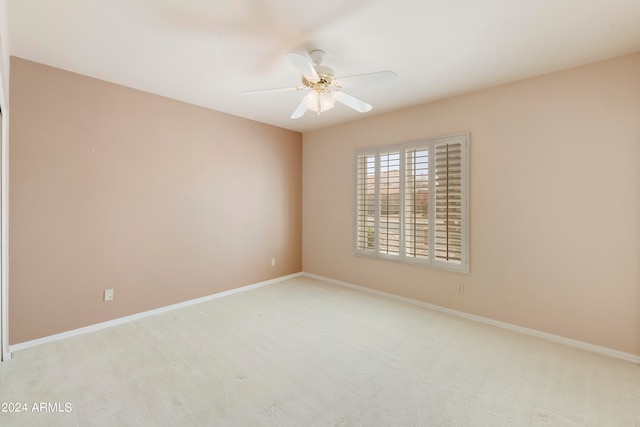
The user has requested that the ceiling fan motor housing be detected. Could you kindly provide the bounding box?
[302,65,336,91]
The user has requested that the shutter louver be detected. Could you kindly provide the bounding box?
[434,142,463,264]
[356,153,376,253]
[378,150,401,256]
[404,147,429,261]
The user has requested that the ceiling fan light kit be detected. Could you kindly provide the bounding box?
[240,49,396,119]
[303,90,335,114]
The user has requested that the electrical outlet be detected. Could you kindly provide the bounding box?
[271,258,276,267]
[104,289,114,302]
[457,283,464,294]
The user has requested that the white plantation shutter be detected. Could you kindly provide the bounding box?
[404,145,429,263]
[378,149,401,257]
[433,138,465,269]
[355,134,468,272]
[355,151,376,254]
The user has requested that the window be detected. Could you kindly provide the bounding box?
[355,133,468,272]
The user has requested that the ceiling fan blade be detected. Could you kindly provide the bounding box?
[239,86,303,95]
[290,101,308,119]
[332,91,372,113]
[334,71,397,88]
[287,51,320,82]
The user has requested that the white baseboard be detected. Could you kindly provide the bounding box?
[9,272,304,355]
[302,272,640,365]
[9,271,639,365]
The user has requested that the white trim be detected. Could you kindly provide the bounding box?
[0,0,9,362]
[302,272,640,365]
[0,102,7,361]
[10,270,639,365]
[10,272,304,354]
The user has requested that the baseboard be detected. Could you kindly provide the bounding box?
[302,272,640,365]
[10,271,639,365]
[9,272,304,355]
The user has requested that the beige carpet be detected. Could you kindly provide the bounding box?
[1,275,639,426]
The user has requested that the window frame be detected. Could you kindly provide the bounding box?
[354,133,469,273]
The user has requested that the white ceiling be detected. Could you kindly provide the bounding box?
[7,0,640,133]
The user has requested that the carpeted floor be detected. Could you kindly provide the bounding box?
[1,276,639,426]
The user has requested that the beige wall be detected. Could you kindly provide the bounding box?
[303,53,640,356]
[9,57,302,344]
[8,52,640,356]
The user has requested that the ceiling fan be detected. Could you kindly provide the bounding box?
[240,50,397,119]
